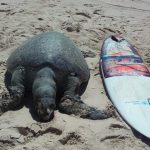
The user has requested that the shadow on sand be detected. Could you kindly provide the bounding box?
[131,128,150,146]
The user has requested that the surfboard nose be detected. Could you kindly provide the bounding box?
[111,35,123,42]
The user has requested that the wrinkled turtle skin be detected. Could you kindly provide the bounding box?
[2,32,110,121]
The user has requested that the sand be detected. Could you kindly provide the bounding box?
[0,0,150,149]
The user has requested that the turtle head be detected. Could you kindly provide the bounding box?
[35,97,56,122]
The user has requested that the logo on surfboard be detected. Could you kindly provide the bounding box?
[101,37,150,78]
[102,56,150,78]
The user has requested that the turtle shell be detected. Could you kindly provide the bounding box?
[7,32,90,82]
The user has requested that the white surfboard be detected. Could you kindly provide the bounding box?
[100,35,150,138]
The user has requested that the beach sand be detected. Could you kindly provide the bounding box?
[0,0,150,149]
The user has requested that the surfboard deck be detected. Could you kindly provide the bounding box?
[100,35,150,138]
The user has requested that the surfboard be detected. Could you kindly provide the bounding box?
[100,35,150,138]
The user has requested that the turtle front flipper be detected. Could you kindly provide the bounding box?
[5,66,25,110]
[63,75,82,102]
[59,75,110,119]
[58,98,110,119]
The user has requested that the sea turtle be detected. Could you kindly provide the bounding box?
[2,32,110,121]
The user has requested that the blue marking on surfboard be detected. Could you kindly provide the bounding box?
[125,99,150,105]
[101,56,143,62]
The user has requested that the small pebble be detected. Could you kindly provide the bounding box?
[38,18,44,21]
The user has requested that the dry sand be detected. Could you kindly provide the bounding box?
[0,0,150,149]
